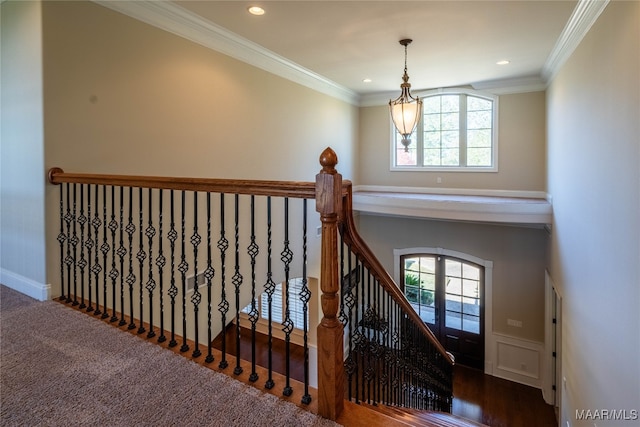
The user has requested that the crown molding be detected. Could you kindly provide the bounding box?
[542,0,609,83]
[92,0,360,106]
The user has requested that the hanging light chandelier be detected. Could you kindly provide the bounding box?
[389,39,422,152]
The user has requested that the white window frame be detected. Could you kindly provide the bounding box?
[390,88,499,172]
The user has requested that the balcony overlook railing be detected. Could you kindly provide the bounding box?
[48,147,453,421]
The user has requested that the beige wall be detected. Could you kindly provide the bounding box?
[357,215,548,343]
[547,1,639,424]
[0,0,48,298]
[358,91,546,191]
[40,1,358,292]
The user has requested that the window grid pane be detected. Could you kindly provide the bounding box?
[394,92,495,169]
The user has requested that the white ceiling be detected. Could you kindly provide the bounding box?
[96,0,610,104]
[174,0,578,96]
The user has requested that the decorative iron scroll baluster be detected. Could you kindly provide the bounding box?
[117,188,127,326]
[126,187,136,330]
[232,194,243,376]
[57,183,66,302]
[204,192,215,363]
[146,188,157,339]
[353,257,360,404]
[78,184,87,309]
[178,190,189,352]
[109,186,119,323]
[137,188,146,334]
[191,191,202,358]
[100,185,110,318]
[156,190,167,342]
[264,196,276,389]
[168,190,178,347]
[217,193,229,369]
[247,195,259,382]
[281,197,294,397]
[91,185,102,315]
[63,183,73,303]
[300,199,312,405]
[71,183,79,305]
[343,243,355,402]
[85,185,94,312]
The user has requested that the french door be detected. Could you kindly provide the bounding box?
[401,254,484,370]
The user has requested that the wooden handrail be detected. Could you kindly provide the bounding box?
[338,184,454,365]
[48,168,317,199]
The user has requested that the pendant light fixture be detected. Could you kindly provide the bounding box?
[389,39,422,152]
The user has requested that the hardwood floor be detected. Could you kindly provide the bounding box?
[214,325,557,427]
[452,365,557,427]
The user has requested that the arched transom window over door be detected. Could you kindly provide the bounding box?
[400,252,485,370]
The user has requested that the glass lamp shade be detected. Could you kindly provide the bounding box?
[390,95,422,151]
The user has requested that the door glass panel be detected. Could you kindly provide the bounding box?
[463,314,480,334]
[403,255,436,324]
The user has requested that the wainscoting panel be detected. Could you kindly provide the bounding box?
[491,332,543,388]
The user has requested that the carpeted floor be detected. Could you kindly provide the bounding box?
[0,285,339,427]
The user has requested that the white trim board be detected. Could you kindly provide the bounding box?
[0,268,51,301]
[353,186,552,225]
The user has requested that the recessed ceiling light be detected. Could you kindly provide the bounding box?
[496,60,510,65]
[363,78,372,83]
[247,6,265,16]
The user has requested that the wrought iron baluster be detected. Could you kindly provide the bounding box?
[204,192,215,362]
[78,184,87,309]
[300,199,311,404]
[146,188,157,339]
[281,197,294,397]
[343,243,356,402]
[71,183,79,305]
[232,194,243,375]
[126,187,136,330]
[353,257,360,404]
[57,183,66,302]
[137,188,146,334]
[247,195,259,382]
[85,185,94,312]
[168,190,178,347]
[109,186,119,322]
[217,193,229,369]
[365,271,373,404]
[92,185,102,315]
[178,190,189,352]
[117,187,127,326]
[264,196,275,389]
[63,183,73,303]
[156,190,167,342]
[191,191,202,358]
[100,185,110,318]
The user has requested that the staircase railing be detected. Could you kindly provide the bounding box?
[337,185,454,412]
[48,147,453,422]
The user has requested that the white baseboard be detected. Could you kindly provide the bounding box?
[489,332,543,389]
[0,268,50,301]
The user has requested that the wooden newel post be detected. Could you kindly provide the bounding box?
[315,147,344,420]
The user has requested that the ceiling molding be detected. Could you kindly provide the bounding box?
[92,0,361,106]
[542,0,609,83]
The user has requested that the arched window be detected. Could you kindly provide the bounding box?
[392,88,498,171]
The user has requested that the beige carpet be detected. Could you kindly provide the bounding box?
[0,285,339,427]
